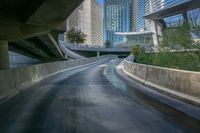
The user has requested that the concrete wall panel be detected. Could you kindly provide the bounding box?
[0,69,18,100]
[0,55,116,101]
[123,60,200,98]
[123,61,147,81]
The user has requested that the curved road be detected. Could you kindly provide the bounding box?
[0,59,199,133]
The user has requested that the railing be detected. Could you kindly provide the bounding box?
[62,41,131,52]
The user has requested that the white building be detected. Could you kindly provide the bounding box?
[66,0,103,46]
[115,0,164,48]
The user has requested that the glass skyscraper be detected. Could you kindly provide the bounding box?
[104,0,200,46]
[104,0,132,45]
[104,0,151,45]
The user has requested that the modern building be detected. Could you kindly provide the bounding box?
[104,0,133,45]
[143,0,200,46]
[66,0,104,46]
[109,0,200,49]
[104,0,155,46]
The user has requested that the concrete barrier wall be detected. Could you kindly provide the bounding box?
[123,60,200,98]
[0,69,17,100]
[0,55,115,101]
[123,61,148,81]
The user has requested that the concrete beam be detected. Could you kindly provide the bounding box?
[14,40,51,59]
[26,0,83,27]
[37,33,64,59]
[9,44,42,59]
[0,19,51,41]
[26,37,57,57]
[48,33,64,58]
[0,0,83,40]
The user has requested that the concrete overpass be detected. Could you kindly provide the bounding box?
[0,0,84,69]
[63,42,131,57]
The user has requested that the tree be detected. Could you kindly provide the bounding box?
[104,40,111,48]
[161,22,193,50]
[131,45,140,56]
[66,28,87,44]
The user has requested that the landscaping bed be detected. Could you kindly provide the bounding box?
[135,51,200,71]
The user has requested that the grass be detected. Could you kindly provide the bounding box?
[135,52,200,71]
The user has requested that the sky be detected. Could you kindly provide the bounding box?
[96,0,103,5]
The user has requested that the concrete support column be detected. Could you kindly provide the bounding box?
[0,40,10,70]
[151,20,159,47]
[97,51,100,57]
[150,20,163,47]
[149,0,161,47]
[182,12,188,24]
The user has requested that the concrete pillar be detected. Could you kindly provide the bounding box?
[97,51,100,57]
[182,12,188,24]
[149,0,161,47]
[150,20,163,47]
[0,40,10,70]
[151,20,159,47]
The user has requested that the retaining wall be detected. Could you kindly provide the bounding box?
[0,55,115,101]
[123,60,200,99]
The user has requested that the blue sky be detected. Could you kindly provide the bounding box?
[96,0,103,5]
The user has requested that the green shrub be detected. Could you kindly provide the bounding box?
[131,45,140,56]
[131,21,200,71]
[161,22,193,50]
[131,44,145,57]
[136,52,200,71]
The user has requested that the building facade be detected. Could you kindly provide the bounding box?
[66,0,104,46]
[104,0,132,45]
[104,0,153,46]
[104,0,165,47]
[105,0,200,48]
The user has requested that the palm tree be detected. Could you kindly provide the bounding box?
[104,40,111,48]
[66,28,87,45]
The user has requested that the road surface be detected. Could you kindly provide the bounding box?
[0,58,199,133]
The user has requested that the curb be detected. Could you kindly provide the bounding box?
[115,63,200,121]
[121,65,200,106]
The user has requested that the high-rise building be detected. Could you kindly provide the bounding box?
[104,0,132,45]
[104,0,164,46]
[105,0,200,48]
[104,0,152,45]
[66,0,103,46]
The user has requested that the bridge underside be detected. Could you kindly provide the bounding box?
[0,0,83,40]
[9,32,64,61]
[0,0,84,69]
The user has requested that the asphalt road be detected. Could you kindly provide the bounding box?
[0,58,199,133]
